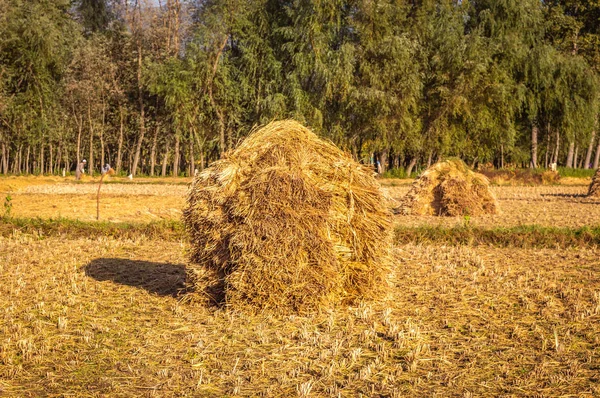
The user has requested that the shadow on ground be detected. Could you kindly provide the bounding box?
[540,193,588,199]
[84,258,186,297]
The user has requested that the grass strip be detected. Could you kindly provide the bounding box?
[2,217,600,248]
[394,224,600,248]
[0,217,186,240]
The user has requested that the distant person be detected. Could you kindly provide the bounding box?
[101,163,112,175]
[75,159,86,180]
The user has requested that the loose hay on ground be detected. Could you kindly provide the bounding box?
[183,120,392,313]
[399,159,499,216]
[2,236,599,397]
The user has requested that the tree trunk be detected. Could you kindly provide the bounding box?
[552,129,560,165]
[88,102,94,175]
[5,144,9,175]
[150,124,158,176]
[49,143,53,174]
[39,144,44,175]
[208,35,229,157]
[61,144,66,175]
[25,145,30,174]
[544,126,551,168]
[131,110,145,176]
[405,156,417,178]
[6,146,10,175]
[427,151,433,168]
[173,134,180,176]
[574,146,579,168]
[11,145,15,174]
[54,146,60,174]
[16,145,22,174]
[530,123,538,168]
[471,157,478,169]
[100,99,106,169]
[188,137,194,176]
[1,142,7,175]
[566,141,575,168]
[379,149,389,174]
[99,128,105,171]
[132,38,146,176]
[161,140,169,177]
[191,127,205,171]
[173,0,181,53]
[501,144,505,169]
[593,138,600,170]
[116,106,124,174]
[76,115,82,169]
[584,131,595,169]
[127,149,133,174]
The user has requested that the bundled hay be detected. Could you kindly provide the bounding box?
[183,120,392,313]
[587,168,600,197]
[399,159,498,216]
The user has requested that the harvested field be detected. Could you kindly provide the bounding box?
[5,194,184,222]
[1,235,599,396]
[21,183,188,196]
[1,181,599,227]
[0,175,191,193]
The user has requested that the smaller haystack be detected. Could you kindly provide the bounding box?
[399,159,498,216]
[587,168,600,197]
[183,120,392,313]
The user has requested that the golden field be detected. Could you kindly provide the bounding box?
[1,176,598,228]
[1,236,599,397]
[1,175,599,397]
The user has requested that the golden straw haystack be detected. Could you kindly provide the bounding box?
[588,168,600,197]
[399,159,498,216]
[183,120,392,313]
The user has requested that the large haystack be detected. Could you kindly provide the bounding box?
[587,168,600,197]
[183,120,392,313]
[399,159,498,216]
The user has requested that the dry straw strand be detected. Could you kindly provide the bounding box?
[183,120,392,313]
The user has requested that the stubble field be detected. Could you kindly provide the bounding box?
[1,175,599,397]
[1,176,599,227]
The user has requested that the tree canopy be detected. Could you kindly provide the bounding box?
[0,0,599,176]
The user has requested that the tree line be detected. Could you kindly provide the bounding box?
[1,0,599,177]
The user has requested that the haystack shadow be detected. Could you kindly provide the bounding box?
[540,193,587,199]
[84,258,186,297]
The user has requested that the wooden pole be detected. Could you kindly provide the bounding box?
[97,168,115,220]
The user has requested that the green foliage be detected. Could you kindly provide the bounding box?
[3,216,600,250]
[557,167,597,178]
[0,217,185,240]
[2,194,12,219]
[394,224,600,249]
[76,0,112,34]
[462,215,472,229]
[381,168,417,179]
[0,0,599,176]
